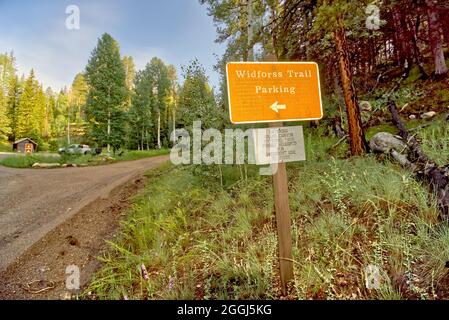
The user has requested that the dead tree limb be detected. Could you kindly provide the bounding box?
[331,135,349,149]
[333,116,347,138]
[389,100,449,220]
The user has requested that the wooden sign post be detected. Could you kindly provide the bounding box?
[226,58,323,295]
[269,121,294,294]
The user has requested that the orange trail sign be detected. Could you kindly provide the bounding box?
[226,62,323,124]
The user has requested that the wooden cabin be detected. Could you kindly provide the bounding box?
[13,138,38,153]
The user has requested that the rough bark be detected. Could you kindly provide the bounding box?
[157,111,161,149]
[408,13,428,78]
[442,9,449,49]
[393,7,412,70]
[333,117,346,139]
[426,2,448,75]
[334,25,368,156]
[389,100,449,220]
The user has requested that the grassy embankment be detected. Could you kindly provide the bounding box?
[86,116,449,300]
[0,149,170,168]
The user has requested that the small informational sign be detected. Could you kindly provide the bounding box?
[226,62,323,124]
[25,143,33,154]
[252,126,306,165]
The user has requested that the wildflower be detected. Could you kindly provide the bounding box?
[168,276,174,291]
[140,263,149,281]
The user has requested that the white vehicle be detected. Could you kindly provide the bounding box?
[58,144,92,155]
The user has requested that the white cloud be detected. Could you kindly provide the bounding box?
[0,1,224,91]
[1,1,122,91]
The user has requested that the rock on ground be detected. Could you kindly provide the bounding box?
[359,101,373,112]
[369,132,408,153]
[32,163,61,169]
[421,111,436,119]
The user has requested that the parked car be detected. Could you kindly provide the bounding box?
[58,144,92,155]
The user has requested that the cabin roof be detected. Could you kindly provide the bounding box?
[13,138,38,146]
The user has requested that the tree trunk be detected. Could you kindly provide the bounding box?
[172,105,176,146]
[393,7,412,71]
[141,129,144,151]
[146,130,149,151]
[157,111,161,149]
[333,117,346,138]
[334,25,368,156]
[426,2,448,75]
[409,13,428,78]
[107,112,111,153]
[442,12,449,49]
[67,108,71,145]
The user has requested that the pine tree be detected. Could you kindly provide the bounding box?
[0,86,11,141]
[178,59,218,130]
[426,0,448,76]
[44,87,54,141]
[0,52,16,96]
[0,52,16,141]
[6,76,19,141]
[70,73,88,123]
[167,64,178,145]
[53,90,69,140]
[128,67,153,150]
[312,1,370,156]
[147,57,170,149]
[122,56,136,110]
[67,74,88,144]
[85,33,127,153]
[34,85,48,141]
[16,70,39,140]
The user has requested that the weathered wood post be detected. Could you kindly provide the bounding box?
[269,121,294,295]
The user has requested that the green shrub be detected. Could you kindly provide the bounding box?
[0,141,12,152]
[49,139,59,152]
[404,65,422,84]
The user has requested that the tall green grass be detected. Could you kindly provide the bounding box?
[0,154,60,168]
[86,124,449,300]
[116,149,170,161]
[418,120,449,166]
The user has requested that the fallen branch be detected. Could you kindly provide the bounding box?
[330,135,349,150]
[388,100,449,220]
[328,117,348,153]
[23,280,55,294]
[408,123,432,132]
[333,117,346,138]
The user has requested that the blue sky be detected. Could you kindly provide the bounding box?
[0,0,225,91]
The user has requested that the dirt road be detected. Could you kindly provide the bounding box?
[0,155,169,299]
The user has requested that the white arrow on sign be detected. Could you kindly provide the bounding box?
[270,101,287,113]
